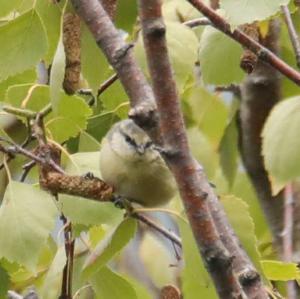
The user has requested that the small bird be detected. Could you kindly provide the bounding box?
[99,119,177,207]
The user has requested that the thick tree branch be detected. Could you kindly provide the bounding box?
[138,1,243,298]
[71,0,158,130]
[187,0,300,86]
[71,0,269,297]
[238,21,284,247]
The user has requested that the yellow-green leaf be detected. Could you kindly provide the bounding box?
[0,10,47,82]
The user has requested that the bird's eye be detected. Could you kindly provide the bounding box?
[125,135,136,146]
[145,141,152,148]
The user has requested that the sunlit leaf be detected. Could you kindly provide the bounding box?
[0,182,58,270]
[262,97,300,194]
[261,260,300,281]
[0,10,47,82]
[220,0,289,27]
[49,1,67,113]
[35,0,62,62]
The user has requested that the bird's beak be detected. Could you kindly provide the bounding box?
[137,145,145,155]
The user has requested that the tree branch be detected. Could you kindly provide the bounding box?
[138,1,243,298]
[71,0,158,130]
[281,5,300,68]
[187,0,300,86]
[238,20,284,247]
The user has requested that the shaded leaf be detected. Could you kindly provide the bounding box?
[222,195,264,276]
[178,219,218,299]
[59,152,123,226]
[81,24,110,95]
[183,86,228,145]
[0,265,10,297]
[41,246,66,299]
[219,116,238,188]
[0,182,58,270]
[135,22,198,94]
[83,218,137,278]
[199,26,244,85]
[91,266,137,299]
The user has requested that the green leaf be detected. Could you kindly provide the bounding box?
[183,86,228,145]
[81,24,110,95]
[232,174,273,257]
[280,13,300,98]
[0,69,36,101]
[0,265,10,297]
[187,127,218,179]
[115,0,137,33]
[60,195,122,227]
[162,0,202,23]
[199,26,244,85]
[178,219,218,299]
[262,97,300,194]
[0,10,47,82]
[41,246,66,299]
[219,116,238,188]
[222,195,264,276]
[90,266,138,299]
[135,22,198,94]
[220,0,289,27]
[49,1,67,113]
[50,34,65,114]
[0,182,58,271]
[59,152,123,226]
[100,81,130,119]
[0,0,27,18]
[35,0,62,63]
[5,84,49,111]
[87,111,120,142]
[78,131,101,152]
[5,84,92,142]
[46,93,92,143]
[83,218,137,278]
[261,260,300,281]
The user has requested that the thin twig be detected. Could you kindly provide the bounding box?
[183,17,211,28]
[282,184,297,299]
[0,136,65,174]
[131,212,182,248]
[187,0,300,86]
[97,73,118,97]
[59,214,75,299]
[20,160,36,182]
[281,5,300,68]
